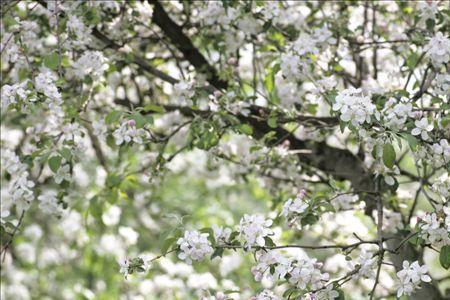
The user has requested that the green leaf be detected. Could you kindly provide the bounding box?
[58,147,72,161]
[267,117,277,128]
[264,236,276,247]
[143,104,165,113]
[406,52,419,69]
[336,288,345,300]
[401,133,418,151]
[48,155,62,173]
[105,110,122,125]
[106,173,122,188]
[211,248,224,260]
[89,196,103,221]
[131,112,149,128]
[43,53,59,70]
[440,245,450,270]
[382,144,396,169]
[441,116,450,128]
[237,124,253,135]
[161,237,177,254]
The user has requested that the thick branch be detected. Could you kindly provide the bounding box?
[149,0,227,89]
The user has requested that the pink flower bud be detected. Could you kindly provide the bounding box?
[227,57,237,65]
[282,139,290,147]
[127,119,136,127]
[414,111,423,119]
[297,189,307,198]
[213,90,223,98]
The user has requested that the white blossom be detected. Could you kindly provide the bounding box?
[212,225,232,245]
[173,81,195,105]
[351,250,377,279]
[113,120,148,145]
[54,163,71,184]
[177,230,213,264]
[411,118,433,141]
[435,73,450,96]
[425,32,450,66]
[332,88,377,127]
[313,284,339,300]
[418,211,450,247]
[250,289,280,300]
[238,214,273,248]
[396,261,431,298]
[37,191,64,215]
[331,194,358,211]
[72,51,108,79]
[281,190,308,225]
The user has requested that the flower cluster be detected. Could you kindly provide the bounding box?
[113,120,148,145]
[177,230,214,264]
[381,98,414,131]
[351,250,377,279]
[1,81,34,111]
[432,173,450,199]
[250,289,280,300]
[380,208,404,233]
[281,189,308,225]
[435,73,450,96]
[418,206,450,247]
[415,140,450,169]
[332,88,377,127]
[425,32,450,66]
[251,250,331,293]
[37,191,64,216]
[35,70,61,102]
[280,52,311,80]
[1,149,35,214]
[72,51,108,79]
[67,15,92,47]
[212,225,232,245]
[396,260,431,297]
[238,214,273,249]
[173,81,195,105]
[331,194,359,211]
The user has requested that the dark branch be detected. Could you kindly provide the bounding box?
[149,0,228,90]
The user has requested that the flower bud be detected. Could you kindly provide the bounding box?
[213,90,223,98]
[227,57,237,65]
[26,127,35,135]
[414,111,423,119]
[127,119,136,127]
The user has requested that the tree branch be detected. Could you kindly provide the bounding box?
[149,0,227,89]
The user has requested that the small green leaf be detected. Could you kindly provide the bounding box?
[440,245,450,270]
[48,155,62,173]
[131,112,148,128]
[143,104,165,113]
[105,110,122,125]
[161,237,177,254]
[89,196,103,221]
[211,248,224,260]
[382,144,396,169]
[58,147,72,161]
[43,53,59,70]
[401,133,418,151]
[106,173,122,188]
[264,236,276,247]
[267,117,277,128]
[237,124,253,135]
